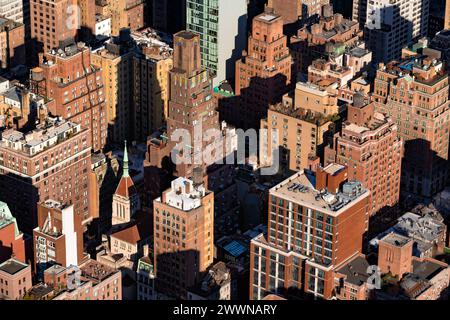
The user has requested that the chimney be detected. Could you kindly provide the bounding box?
[307,154,320,172]
[143,244,149,257]
[192,167,203,187]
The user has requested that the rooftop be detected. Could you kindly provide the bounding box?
[257,13,279,23]
[0,201,20,237]
[380,232,412,247]
[270,169,368,216]
[189,262,230,296]
[0,117,82,157]
[80,260,117,283]
[0,259,28,275]
[335,255,370,286]
[159,177,208,211]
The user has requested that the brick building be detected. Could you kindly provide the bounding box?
[0,117,91,234]
[290,5,364,76]
[143,31,236,206]
[30,0,78,54]
[372,55,450,198]
[153,177,214,299]
[250,164,371,300]
[30,42,107,151]
[47,260,122,300]
[234,11,292,130]
[0,17,25,69]
[0,202,26,263]
[0,258,32,300]
[325,93,403,216]
[33,200,88,277]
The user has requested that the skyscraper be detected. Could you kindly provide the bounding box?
[153,177,214,298]
[186,0,248,87]
[143,31,232,204]
[235,11,292,130]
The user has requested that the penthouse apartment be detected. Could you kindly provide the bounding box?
[0,117,91,233]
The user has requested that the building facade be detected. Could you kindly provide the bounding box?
[30,0,78,54]
[153,177,214,299]
[30,42,107,151]
[186,0,248,87]
[363,0,430,63]
[0,117,92,234]
[235,11,292,130]
[0,258,32,300]
[250,164,371,300]
[0,18,25,69]
[33,200,87,276]
[325,94,403,216]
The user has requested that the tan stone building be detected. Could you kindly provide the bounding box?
[235,11,292,130]
[106,0,144,36]
[261,102,334,172]
[91,35,134,144]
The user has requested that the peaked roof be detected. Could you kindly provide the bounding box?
[115,175,137,198]
[110,213,152,245]
[114,141,137,198]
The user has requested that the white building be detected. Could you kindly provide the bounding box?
[363,0,430,62]
[94,15,111,37]
[186,0,248,87]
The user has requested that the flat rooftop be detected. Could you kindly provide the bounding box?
[335,255,370,286]
[412,259,446,281]
[0,259,28,275]
[257,13,279,22]
[271,170,368,216]
[175,31,197,40]
[380,232,411,247]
